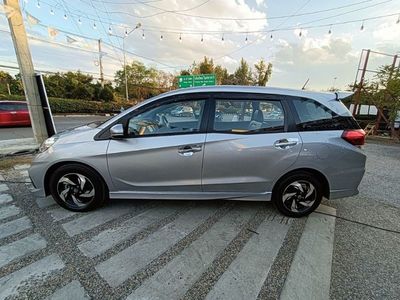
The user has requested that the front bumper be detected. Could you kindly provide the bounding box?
[28,159,49,198]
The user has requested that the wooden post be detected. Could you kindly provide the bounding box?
[4,0,48,143]
[352,49,370,116]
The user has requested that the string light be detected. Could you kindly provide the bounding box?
[36,1,40,8]
[142,30,145,39]
[78,17,82,25]
[396,15,400,24]
[108,26,112,34]
[124,28,128,36]
[63,13,68,20]
[50,9,54,15]
[221,34,225,42]
[179,33,182,43]
[245,34,248,44]
[299,29,303,38]
[328,26,332,35]
[270,34,273,41]
[160,34,163,41]
[201,35,204,43]
[360,21,364,31]
[93,22,97,30]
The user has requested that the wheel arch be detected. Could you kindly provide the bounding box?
[44,161,109,196]
[272,168,330,199]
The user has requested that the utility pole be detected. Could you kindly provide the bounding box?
[98,39,104,87]
[352,49,370,116]
[4,0,48,143]
[123,37,128,101]
[109,23,141,101]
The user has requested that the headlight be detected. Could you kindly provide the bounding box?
[39,136,58,152]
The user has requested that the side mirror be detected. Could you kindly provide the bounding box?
[110,124,125,139]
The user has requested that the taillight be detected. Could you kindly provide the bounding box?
[341,129,365,146]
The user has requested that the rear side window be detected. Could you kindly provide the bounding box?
[0,103,27,111]
[292,98,359,131]
[213,99,284,133]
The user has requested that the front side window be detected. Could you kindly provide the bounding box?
[127,99,205,136]
[213,99,285,133]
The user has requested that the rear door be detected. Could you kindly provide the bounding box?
[14,102,30,125]
[202,93,302,196]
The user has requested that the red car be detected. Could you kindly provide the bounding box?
[0,101,31,127]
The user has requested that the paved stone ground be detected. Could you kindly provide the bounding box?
[1,141,399,299]
[1,164,332,300]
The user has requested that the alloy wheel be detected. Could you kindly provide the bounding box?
[57,173,95,209]
[282,180,317,213]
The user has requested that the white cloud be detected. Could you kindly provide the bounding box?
[372,22,400,42]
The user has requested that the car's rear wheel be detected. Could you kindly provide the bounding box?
[272,171,323,217]
[49,164,107,212]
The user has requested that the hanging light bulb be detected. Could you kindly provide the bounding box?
[396,15,400,24]
[124,28,128,36]
[50,9,54,15]
[63,13,68,20]
[108,26,112,34]
[245,34,248,44]
[160,34,163,41]
[201,35,204,43]
[298,29,302,38]
[78,17,82,25]
[36,1,40,8]
[221,34,225,42]
[328,26,332,35]
[93,22,97,30]
[270,34,273,41]
[360,21,364,31]
[142,30,145,39]
[179,33,182,43]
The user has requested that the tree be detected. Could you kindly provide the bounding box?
[115,60,160,100]
[193,56,214,74]
[253,59,272,86]
[234,58,252,85]
[214,65,229,85]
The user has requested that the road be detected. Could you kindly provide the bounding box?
[0,115,111,140]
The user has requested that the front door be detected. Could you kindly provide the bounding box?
[202,94,302,198]
[107,97,208,196]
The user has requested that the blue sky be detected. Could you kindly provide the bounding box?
[1,0,400,90]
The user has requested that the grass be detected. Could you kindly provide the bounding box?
[0,155,33,171]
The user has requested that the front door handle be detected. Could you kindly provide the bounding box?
[178,144,202,155]
[274,138,299,149]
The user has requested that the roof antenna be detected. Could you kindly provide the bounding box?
[301,78,310,90]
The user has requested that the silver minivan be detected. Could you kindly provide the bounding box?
[29,86,366,217]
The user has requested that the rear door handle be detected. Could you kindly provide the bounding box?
[274,138,299,149]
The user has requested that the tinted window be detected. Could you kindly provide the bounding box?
[214,99,284,133]
[0,103,27,111]
[127,100,205,136]
[292,98,359,131]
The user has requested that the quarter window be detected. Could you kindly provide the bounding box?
[213,99,285,133]
[127,100,205,136]
[292,98,358,131]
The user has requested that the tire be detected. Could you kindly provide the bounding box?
[49,164,107,212]
[272,171,323,218]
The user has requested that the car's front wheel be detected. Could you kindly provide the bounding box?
[49,164,107,212]
[272,171,323,218]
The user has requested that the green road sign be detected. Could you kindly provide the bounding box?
[178,74,216,88]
